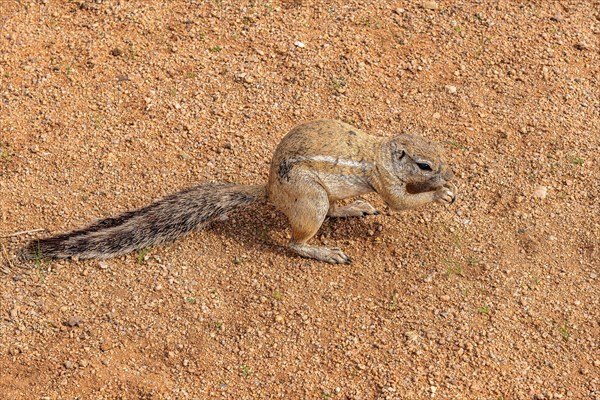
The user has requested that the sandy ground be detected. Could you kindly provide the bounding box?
[1,0,599,399]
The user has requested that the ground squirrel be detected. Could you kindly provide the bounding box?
[26,119,456,264]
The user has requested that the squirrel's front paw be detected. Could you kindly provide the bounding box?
[434,186,456,205]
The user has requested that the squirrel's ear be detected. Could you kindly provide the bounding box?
[391,146,405,161]
[388,139,406,161]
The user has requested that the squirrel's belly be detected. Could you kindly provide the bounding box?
[316,172,373,201]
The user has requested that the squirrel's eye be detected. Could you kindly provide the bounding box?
[417,163,432,171]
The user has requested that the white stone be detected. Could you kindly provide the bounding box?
[445,85,457,94]
[532,185,547,199]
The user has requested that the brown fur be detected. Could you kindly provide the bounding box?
[25,119,455,263]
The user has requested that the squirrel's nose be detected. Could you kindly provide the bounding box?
[441,164,454,181]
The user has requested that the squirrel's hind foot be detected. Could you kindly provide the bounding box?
[289,242,352,264]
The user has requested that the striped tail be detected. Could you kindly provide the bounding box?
[24,183,266,259]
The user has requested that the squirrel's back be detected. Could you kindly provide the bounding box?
[271,119,378,161]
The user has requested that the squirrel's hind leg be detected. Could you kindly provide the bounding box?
[287,193,352,264]
[271,178,352,264]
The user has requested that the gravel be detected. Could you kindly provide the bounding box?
[0,1,598,399]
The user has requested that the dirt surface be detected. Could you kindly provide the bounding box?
[1,0,599,399]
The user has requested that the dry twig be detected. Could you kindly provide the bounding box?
[0,228,44,238]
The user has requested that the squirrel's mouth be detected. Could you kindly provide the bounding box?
[405,180,445,194]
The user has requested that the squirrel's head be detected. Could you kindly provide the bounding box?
[384,134,454,193]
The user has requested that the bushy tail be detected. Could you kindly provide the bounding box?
[24,183,266,260]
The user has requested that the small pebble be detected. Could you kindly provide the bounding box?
[405,331,420,341]
[294,41,305,48]
[64,316,82,327]
[445,85,457,94]
[64,360,76,369]
[532,185,547,199]
[110,47,123,57]
[550,12,563,22]
[422,1,439,10]
[100,341,113,352]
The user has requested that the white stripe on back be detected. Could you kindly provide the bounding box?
[290,155,373,170]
